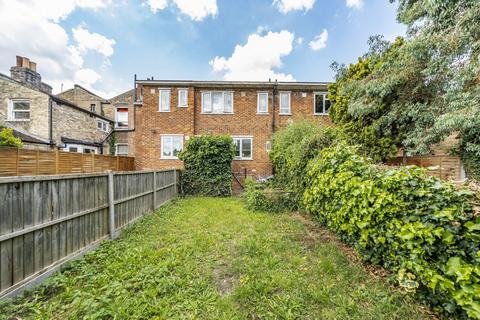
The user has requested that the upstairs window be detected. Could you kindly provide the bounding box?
[8,99,30,121]
[232,137,253,160]
[279,92,291,115]
[257,92,268,114]
[202,91,233,114]
[115,107,128,128]
[90,103,96,113]
[161,135,183,159]
[97,119,109,132]
[178,89,188,107]
[159,89,171,112]
[314,92,331,115]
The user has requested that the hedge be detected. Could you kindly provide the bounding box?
[178,135,235,196]
[304,144,480,319]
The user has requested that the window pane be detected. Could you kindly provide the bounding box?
[325,98,331,113]
[179,90,187,106]
[280,93,290,113]
[315,94,324,114]
[203,93,212,112]
[172,136,183,156]
[241,139,252,158]
[97,121,102,129]
[69,147,78,152]
[14,111,30,119]
[212,92,223,113]
[117,145,128,155]
[13,101,30,110]
[258,93,267,112]
[224,92,233,113]
[162,137,172,157]
[116,109,128,127]
[160,91,170,111]
[234,139,241,158]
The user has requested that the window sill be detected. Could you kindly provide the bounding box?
[279,113,292,116]
[158,110,171,113]
[200,112,234,115]
[6,119,30,122]
[114,127,130,131]
[178,106,189,108]
[234,158,253,161]
[314,113,329,116]
[256,112,269,115]
[161,157,180,160]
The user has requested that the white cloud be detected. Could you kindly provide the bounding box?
[346,0,363,9]
[0,0,115,95]
[143,0,168,13]
[210,30,295,81]
[309,29,328,51]
[297,37,304,45]
[273,0,315,14]
[144,0,217,21]
[73,25,116,57]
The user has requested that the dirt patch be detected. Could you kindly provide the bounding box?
[212,263,235,296]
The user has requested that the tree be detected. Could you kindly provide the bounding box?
[0,128,23,148]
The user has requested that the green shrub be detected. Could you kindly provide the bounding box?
[178,135,235,196]
[0,128,23,148]
[244,178,297,213]
[304,143,480,319]
[269,120,343,208]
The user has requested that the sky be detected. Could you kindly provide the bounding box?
[0,0,405,98]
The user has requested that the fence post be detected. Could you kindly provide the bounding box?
[152,171,157,211]
[55,149,59,174]
[108,171,116,240]
[173,168,177,195]
[91,152,95,172]
[16,148,20,176]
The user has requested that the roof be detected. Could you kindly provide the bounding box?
[61,136,103,147]
[57,84,108,102]
[110,89,134,103]
[49,95,113,122]
[0,125,52,145]
[135,79,331,90]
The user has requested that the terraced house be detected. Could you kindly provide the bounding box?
[132,79,332,181]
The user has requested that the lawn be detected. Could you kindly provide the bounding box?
[1,197,432,319]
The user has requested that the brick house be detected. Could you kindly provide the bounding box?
[132,79,332,182]
[58,85,134,157]
[0,56,113,154]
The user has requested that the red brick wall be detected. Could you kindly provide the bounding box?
[133,85,332,179]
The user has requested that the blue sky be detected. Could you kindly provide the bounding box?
[0,0,405,98]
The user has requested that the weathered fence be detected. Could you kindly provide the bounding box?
[0,147,135,177]
[0,169,178,299]
[388,155,464,181]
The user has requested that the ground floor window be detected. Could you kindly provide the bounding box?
[63,144,99,154]
[232,136,253,160]
[115,143,129,156]
[161,135,184,159]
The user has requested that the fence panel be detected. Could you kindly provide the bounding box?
[0,169,178,299]
[0,147,135,177]
[388,155,462,181]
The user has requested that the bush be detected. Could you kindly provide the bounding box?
[178,135,235,196]
[0,128,22,147]
[304,143,480,319]
[244,178,297,213]
[269,121,343,208]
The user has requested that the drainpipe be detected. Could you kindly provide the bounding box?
[48,98,53,147]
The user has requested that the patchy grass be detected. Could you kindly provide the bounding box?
[0,197,432,319]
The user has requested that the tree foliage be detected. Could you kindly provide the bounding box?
[178,135,235,196]
[0,128,23,148]
[329,0,480,176]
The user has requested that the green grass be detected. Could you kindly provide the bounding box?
[0,197,432,320]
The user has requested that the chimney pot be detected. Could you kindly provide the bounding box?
[29,61,37,72]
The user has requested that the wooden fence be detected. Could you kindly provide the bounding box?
[0,169,178,299]
[0,147,135,177]
[388,155,464,181]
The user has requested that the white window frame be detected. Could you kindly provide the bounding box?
[232,136,253,161]
[115,106,129,129]
[279,92,291,115]
[201,91,234,114]
[314,92,330,115]
[115,143,129,156]
[97,119,109,132]
[178,89,188,108]
[63,144,98,154]
[257,92,269,114]
[160,134,184,160]
[159,89,171,112]
[7,99,31,121]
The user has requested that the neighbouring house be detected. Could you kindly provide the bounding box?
[131,79,332,184]
[57,85,134,157]
[0,56,113,154]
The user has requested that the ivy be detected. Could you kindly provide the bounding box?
[0,128,23,148]
[178,135,235,196]
[304,143,480,319]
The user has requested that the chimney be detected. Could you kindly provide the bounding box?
[10,55,52,94]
